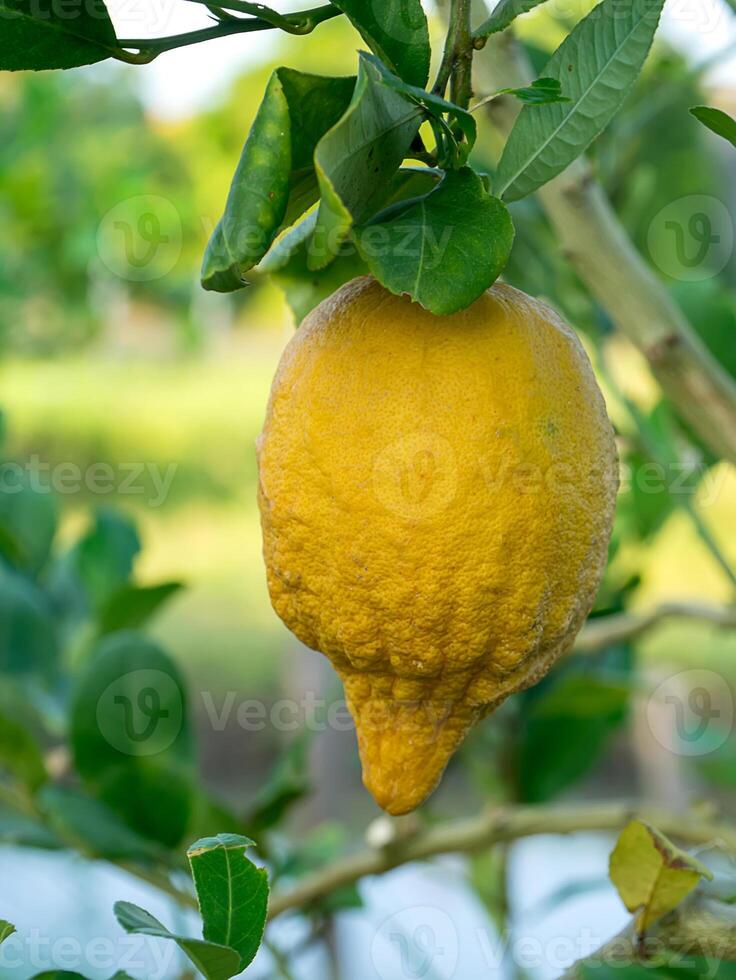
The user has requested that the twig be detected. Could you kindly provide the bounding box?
[268,802,736,918]
[474,33,736,464]
[116,3,340,62]
[574,601,736,653]
[434,0,474,106]
[181,0,329,33]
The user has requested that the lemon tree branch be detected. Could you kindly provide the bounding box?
[475,33,736,464]
[574,601,736,653]
[268,802,736,918]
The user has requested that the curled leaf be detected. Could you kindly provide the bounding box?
[609,820,713,933]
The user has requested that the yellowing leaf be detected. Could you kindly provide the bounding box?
[609,820,713,932]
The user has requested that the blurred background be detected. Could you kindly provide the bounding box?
[1,0,736,977]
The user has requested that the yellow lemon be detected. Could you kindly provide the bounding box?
[257,277,618,814]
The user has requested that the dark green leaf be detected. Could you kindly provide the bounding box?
[0,0,119,70]
[497,77,570,105]
[262,211,369,323]
[690,105,736,149]
[70,632,193,847]
[188,834,269,971]
[38,785,168,862]
[32,973,134,980]
[0,467,57,575]
[115,903,241,980]
[72,509,140,610]
[0,804,61,849]
[246,733,313,833]
[202,70,355,292]
[475,0,551,38]
[330,0,430,86]
[366,55,476,166]
[261,167,439,276]
[0,566,58,676]
[671,280,736,383]
[0,696,46,791]
[97,581,183,635]
[496,0,666,201]
[0,920,16,945]
[354,167,514,315]
[518,657,631,803]
[310,52,422,269]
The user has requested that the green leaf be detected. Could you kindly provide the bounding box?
[72,509,140,610]
[262,210,370,324]
[202,70,355,292]
[689,105,736,149]
[475,0,551,38]
[188,834,269,971]
[497,77,570,105]
[115,903,242,980]
[70,632,193,847]
[0,697,47,792]
[38,785,168,862]
[495,0,666,201]
[0,804,61,849]
[354,167,514,315]
[609,820,713,932]
[310,52,422,270]
[0,921,16,946]
[32,973,134,980]
[0,0,119,70]
[97,581,183,635]
[366,55,476,167]
[517,654,632,802]
[0,566,58,677]
[262,167,439,276]
[330,0,430,86]
[0,467,57,576]
[246,733,313,833]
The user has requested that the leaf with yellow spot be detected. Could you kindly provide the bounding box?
[609,820,713,933]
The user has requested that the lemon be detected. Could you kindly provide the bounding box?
[258,277,618,814]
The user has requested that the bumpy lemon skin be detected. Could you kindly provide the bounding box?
[257,277,618,814]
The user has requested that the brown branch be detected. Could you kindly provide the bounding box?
[268,802,736,919]
[574,601,736,653]
[475,33,736,464]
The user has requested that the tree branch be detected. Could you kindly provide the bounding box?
[573,601,736,653]
[116,3,340,62]
[563,896,736,976]
[475,34,736,464]
[268,802,736,919]
[434,0,475,106]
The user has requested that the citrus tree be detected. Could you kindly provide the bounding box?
[2,0,736,977]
